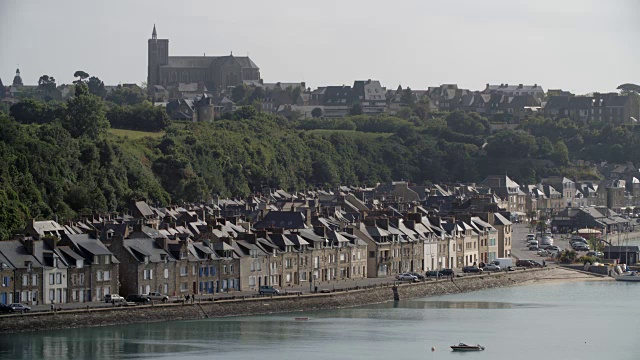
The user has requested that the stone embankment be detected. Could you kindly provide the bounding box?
[0,267,595,334]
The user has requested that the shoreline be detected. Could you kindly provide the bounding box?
[0,267,603,335]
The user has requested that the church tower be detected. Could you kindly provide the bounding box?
[147,24,169,92]
[12,68,23,87]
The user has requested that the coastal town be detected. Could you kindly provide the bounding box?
[1,25,640,312]
[0,172,638,310]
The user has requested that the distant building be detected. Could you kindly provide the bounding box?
[483,83,544,100]
[147,25,260,92]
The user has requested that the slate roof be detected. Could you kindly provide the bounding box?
[254,211,308,230]
[0,241,42,269]
[124,238,174,263]
[493,213,512,226]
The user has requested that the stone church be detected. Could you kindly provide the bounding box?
[147,25,260,93]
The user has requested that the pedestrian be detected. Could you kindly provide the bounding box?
[50,303,54,312]
[543,260,546,267]
[191,294,195,303]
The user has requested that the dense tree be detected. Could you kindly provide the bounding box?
[232,84,247,103]
[486,130,537,159]
[105,85,147,106]
[87,76,107,98]
[551,140,570,165]
[63,83,109,138]
[106,101,170,132]
[349,103,363,116]
[37,75,57,92]
[400,87,414,107]
[311,107,323,118]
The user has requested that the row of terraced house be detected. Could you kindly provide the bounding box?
[0,181,521,306]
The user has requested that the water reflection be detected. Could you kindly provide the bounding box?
[0,319,310,360]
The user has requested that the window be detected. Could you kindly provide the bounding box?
[300,272,307,281]
[249,276,256,286]
[164,269,169,279]
[192,265,196,275]
[286,273,292,283]
[32,274,38,286]
[180,283,188,292]
[49,274,54,285]
[339,254,345,262]
[369,251,375,258]
[49,289,54,302]
[104,255,111,265]
[223,265,227,274]
[103,286,110,296]
[210,266,216,276]
[22,274,28,286]
[104,271,111,281]
[180,266,188,276]
[97,271,103,281]
[230,265,234,274]
[163,283,169,294]
[56,273,62,284]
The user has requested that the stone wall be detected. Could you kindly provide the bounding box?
[0,268,553,335]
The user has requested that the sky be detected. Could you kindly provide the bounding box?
[1,0,638,94]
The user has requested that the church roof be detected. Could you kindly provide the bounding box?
[163,55,258,69]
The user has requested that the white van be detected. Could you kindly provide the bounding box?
[493,258,513,270]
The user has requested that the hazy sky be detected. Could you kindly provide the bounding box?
[1,0,638,94]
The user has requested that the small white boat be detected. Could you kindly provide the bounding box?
[450,343,485,351]
[614,271,640,282]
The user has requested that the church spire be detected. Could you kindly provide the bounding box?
[152,24,157,39]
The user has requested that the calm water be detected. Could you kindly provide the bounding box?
[1,281,638,360]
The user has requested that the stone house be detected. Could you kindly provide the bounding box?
[109,236,177,297]
[58,234,120,303]
[484,213,512,258]
[0,240,43,305]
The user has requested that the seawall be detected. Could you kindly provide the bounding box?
[0,267,565,334]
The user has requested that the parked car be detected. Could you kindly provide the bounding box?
[397,273,418,281]
[572,243,590,251]
[516,259,541,267]
[482,264,501,272]
[258,285,280,295]
[586,251,604,258]
[570,238,588,245]
[544,245,560,252]
[104,294,125,303]
[409,272,425,280]
[462,266,483,273]
[529,244,539,251]
[126,295,151,304]
[9,303,31,313]
[0,304,14,313]
[143,292,169,303]
[425,270,441,278]
[537,249,550,257]
[439,269,454,276]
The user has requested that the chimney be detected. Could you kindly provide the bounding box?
[376,218,389,230]
[22,238,35,255]
[313,226,326,237]
[155,237,169,251]
[518,84,523,89]
[43,236,58,250]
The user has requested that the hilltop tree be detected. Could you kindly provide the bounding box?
[63,83,109,138]
[87,76,107,98]
[400,87,414,107]
[38,75,57,92]
[73,70,90,84]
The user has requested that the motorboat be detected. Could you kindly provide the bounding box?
[614,271,640,282]
[450,343,485,351]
